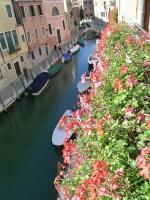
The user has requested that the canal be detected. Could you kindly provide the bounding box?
[0,40,95,200]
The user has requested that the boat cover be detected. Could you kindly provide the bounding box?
[29,72,49,93]
[63,53,71,60]
[48,64,62,77]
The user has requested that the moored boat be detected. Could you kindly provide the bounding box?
[77,79,91,93]
[62,52,72,63]
[70,44,80,55]
[88,54,98,65]
[77,37,85,47]
[28,72,50,96]
[52,110,73,146]
[48,63,62,78]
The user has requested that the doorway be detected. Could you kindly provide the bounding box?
[14,61,22,77]
[56,29,62,44]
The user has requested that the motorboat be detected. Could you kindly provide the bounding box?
[77,37,85,47]
[69,44,80,55]
[28,72,50,96]
[88,54,98,65]
[62,52,72,63]
[48,63,62,78]
[77,79,91,93]
[52,110,73,146]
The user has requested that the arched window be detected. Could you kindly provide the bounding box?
[52,7,59,16]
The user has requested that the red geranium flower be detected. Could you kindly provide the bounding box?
[120,65,128,74]
[114,78,124,92]
[125,35,132,45]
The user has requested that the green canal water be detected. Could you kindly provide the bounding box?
[0,40,95,200]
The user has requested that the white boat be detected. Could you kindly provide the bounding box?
[52,110,73,146]
[88,54,98,65]
[70,44,80,55]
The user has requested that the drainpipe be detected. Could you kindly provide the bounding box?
[136,0,145,28]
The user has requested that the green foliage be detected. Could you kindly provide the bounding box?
[60,23,150,199]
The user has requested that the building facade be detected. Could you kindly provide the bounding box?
[13,0,51,69]
[0,0,29,90]
[93,0,115,23]
[82,0,94,19]
[116,0,150,32]
[43,0,71,48]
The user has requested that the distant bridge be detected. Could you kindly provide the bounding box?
[84,27,101,34]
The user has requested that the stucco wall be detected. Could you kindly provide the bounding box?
[43,0,71,47]
[0,0,29,89]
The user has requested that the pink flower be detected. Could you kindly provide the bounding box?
[126,74,137,88]
[99,188,109,196]
[136,114,145,124]
[115,43,121,51]
[139,167,149,179]
[115,168,124,176]
[125,106,133,118]
[136,37,144,46]
[136,145,150,179]
[111,183,119,190]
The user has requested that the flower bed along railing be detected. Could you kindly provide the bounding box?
[54,21,150,200]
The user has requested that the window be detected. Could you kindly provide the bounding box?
[35,29,38,39]
[52,7,59,16]
[38,47,42,55]
[26,32,31,42]
[29,5,35,16]
[0,33,7,49]
[48,24,52,35]
[89,1,92,4]
[20,56,24,62]
[37,5,43,15]
[7,63,12,70]
[84,1,87,4]
[5,31,15,53]
[45,45,49,56]
[6,5,13,17]
[0,69,3,81]
[101,12,105,17]
[20,6,26,18]
[31,51,35,60]
[42,27,45,36]
[12,30,19,48]
[104,1,106,9]
[21,34,25,42]
[62,20,65,30]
